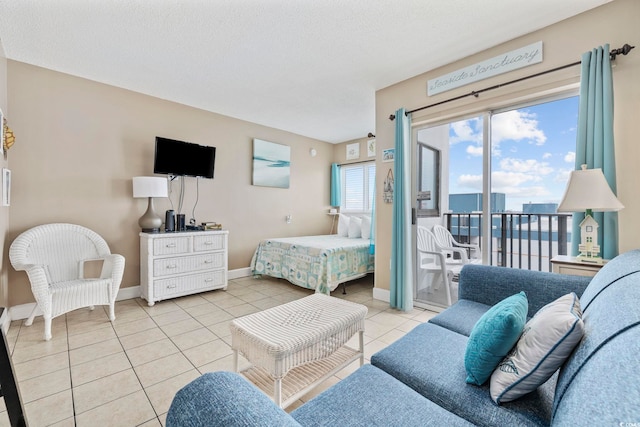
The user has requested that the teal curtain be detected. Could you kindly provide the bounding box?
[572,44,619,259]
[330,163,341,206]
[369,189,376,255]
[390,108,413,311]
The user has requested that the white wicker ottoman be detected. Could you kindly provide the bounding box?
[230,293,367,408]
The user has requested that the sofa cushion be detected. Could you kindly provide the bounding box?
[490,293,584,404]
[291,364,474,427]
[553,254,640,421]
[166,371,301,427]
[458,264,591,318]
[552,325,640,425]
[465,291,528,385]
[372,322,554,427]
[577,249,640,311]
[430,299,491,337]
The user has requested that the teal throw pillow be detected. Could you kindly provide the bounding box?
[464,291,528,385]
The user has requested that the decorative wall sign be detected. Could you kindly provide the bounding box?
[346,143,360,160]
[367,139,376,157]
[383,169,394,204]
[252,138,291,188]
[427,41,543,96]
[382,148,395,163]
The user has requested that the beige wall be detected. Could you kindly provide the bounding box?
[374,0,640,291]
[0,41,9,307]
[6,62,335,306]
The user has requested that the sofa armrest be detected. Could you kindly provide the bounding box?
[458,264,592,317]
[166,372,301,427]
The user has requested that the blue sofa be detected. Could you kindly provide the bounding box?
[167,250,640,426]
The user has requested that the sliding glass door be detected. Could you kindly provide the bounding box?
[413,95,578,311]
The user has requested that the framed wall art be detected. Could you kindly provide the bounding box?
[252,138,291,188]
[367,139,376,157]
[346,143,360,160]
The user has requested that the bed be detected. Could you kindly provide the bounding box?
[250,235,375,294]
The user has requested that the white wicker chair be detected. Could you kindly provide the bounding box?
[9,223,125,341]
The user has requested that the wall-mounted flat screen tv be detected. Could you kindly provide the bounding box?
[153,137,216,179]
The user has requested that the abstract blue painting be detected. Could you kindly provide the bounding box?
[252,138,291,188]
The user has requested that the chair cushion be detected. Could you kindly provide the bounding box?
[464,291,528,385]
[371,322,554,427]
[291,364,474,427]
[490,293,584,404]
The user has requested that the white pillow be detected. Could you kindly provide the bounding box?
[337,214,350,237]
[490,292,584,404]
[361,216,371,240]
[348,216,362,238]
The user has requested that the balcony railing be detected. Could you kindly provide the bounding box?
[444,212,573,272]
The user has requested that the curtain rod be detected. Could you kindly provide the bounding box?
[338,159,375,166]
[389,43,635,121]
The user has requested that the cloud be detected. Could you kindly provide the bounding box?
[449,118,482,145]
[542,152,552,159]
[564,151,575,163]
[492,110,547,146]
[458,174,483,191]
[555,168,572,183]
[466,145,483,156]
[499,158,553,176]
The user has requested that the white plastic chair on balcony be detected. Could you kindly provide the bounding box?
[416,226,461,307]
[432,224,480,266]
[9,223,125,341]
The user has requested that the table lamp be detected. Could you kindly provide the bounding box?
[133,176,168,233]
[557,164,623,263]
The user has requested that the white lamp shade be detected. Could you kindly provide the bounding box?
[557,166,624,213]
[132,177,168,198]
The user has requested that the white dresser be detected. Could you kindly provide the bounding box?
[140,230,228,306]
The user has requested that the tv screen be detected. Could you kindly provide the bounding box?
[153,137,216,179]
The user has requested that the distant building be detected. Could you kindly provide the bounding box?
[522,202,558,214]
[449,193,505,213]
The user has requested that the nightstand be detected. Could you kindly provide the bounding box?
[550,255,607,278]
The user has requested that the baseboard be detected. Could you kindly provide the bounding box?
[117,285,141,301]
[229,267,252,279]
[372,287,390,303]
[6,269,255,322]
[8,303,37,322]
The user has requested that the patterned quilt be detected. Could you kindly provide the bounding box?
[250,235,375,294]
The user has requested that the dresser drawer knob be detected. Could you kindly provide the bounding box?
[204,241,213,245]
[166,284,177,289]
[166,265,177,269]
[166,243,176,248]
[205,278,214,283]
[204,260,213,264]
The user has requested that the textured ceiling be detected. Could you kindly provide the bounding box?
[0,0,611,143]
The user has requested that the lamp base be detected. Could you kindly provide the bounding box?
[141,227,161,233]
[138,197,163,233]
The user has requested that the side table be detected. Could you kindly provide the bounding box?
[550,255,607,277]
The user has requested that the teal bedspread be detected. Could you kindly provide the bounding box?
[250,235,375,294]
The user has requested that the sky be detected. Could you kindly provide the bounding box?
[448,96,579,211]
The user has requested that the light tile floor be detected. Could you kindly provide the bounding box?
[1,275,436,427]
